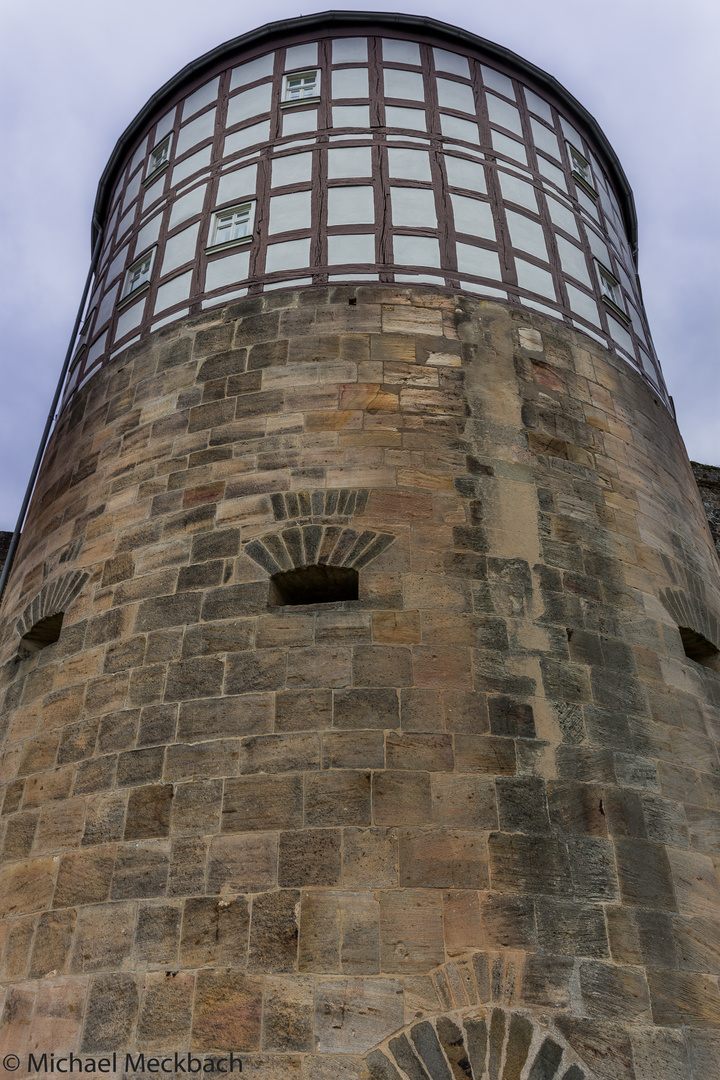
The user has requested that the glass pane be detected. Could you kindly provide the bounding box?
[332,68,369,98]
[272,152,313,187]
[327,146,372,179]
[332,105,370,128]
[176,109,216,156]
[327,185,375,225]
[390,187,437,228]
[382,39,421,65]
[206,248,251,290]
[388,148,431,181]
[217,163,258,204]
[383,68,425,101]
[441,115,479,144]
[269,190,312,233]
[327,234,375,263]
[456,243,501,279]
[332,38,367,62]
[499,173,537,212]
[506,209,547,260]
[386,105,426,131]
[451,194,494,239]
[515,258,555,299]
[491,131,527,165]
[285,72,317,100]
[393,234,441,267]
[183,78,219,121]
[530,119,560,160]
[265,237,312,273]
[227,83,272,126]
[433,48,470,78]
[444,156,486,193]
[556,235,591,286]
[487,94,523,136]
[481,65,515,99]
[285,42,318,68]
[436,78,475,114]
[523,88,553,124]
[230,54,274,91]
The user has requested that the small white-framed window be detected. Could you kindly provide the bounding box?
[121,248,155,302]
[596,260,628,321]
[207,202,255,252]
[567,141,596,197]
[282,69,321,105]
[146,136,170,182]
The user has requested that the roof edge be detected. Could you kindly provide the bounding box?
[91,10,638,260]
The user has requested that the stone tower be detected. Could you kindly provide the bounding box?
[1,12,719,1080]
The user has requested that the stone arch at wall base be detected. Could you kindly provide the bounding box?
[365,1006,594,1080]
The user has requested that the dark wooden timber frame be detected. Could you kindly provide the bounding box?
[62,12,666,408]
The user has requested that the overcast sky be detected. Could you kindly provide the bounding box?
[0,0,718,531]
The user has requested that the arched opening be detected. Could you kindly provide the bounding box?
[19,612,64,657]
[270,565,358,606]
[679,625,720,670]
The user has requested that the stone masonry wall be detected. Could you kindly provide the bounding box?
[1,288,719,1080]
[692,463,720,562]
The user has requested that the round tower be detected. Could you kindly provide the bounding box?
[1,13,719,1080]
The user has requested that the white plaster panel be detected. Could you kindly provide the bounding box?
[327,186,375,225]
[481,65,515,99]
[383,68,424,101]
[524,88,553,124]
[547,196,579,238]
[390,187,437,228]
[440,115,479,144]
[444,156,487,193]
[451,194,495,239]
[130,138,148,173]
[136,213,164,254]
[142,172,167,211]
[393,234,441,267]
[227,83,273,127]
[106,245,129,286]
[382,39,421,64]
[265,237,312,273]
[269,190,312,234]
[456,243,501,279]
[172,145,212,186]
[122,169,142,212]
[176,109,216,157]
[117,206,135,241]
[327,146,372,179]
[388,148,431,181]
[433,48,470,78]
[607,313,634,354]
[285,42,318,69]
[332,68,369,98]
[183,78,219,121]
[283,109,318,137]
[385,106,426,130]
[498,173,538,212]
[537,156,567,190]
[487,94,523,136]
[206,249,251,291]
[506,210,548,260]
[332,37,367,62]
[162,222,200,275]
[272,153,313,187]
[327,234,376,263]
[556,235,592,286]
[154,270,193,313]
[224,120,271,157]
[230,54,275,91]
[531,118,560,159]
[96,283,120,330]
[87,331,108,366]
[516,258,556,298]
[154,109,176,145]
[115,297,145,339]
[169,184,207,230]
[436,78,475,114]
[566,283,600,325]
[332,106,370,128]
[491,130,527,165]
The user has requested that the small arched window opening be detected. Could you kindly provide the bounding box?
[679,626,720,671]
[270,565,358,606]
[19,612,64,658]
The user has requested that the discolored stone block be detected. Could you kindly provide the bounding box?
[314,977,403,1053]
[124,783,173,839]
[262,976,314,1051]
[180,896,249,967]
[80,972,139,1053]
[134,903,182,966]
[135,970,194,1050]
[191,971,263,1051]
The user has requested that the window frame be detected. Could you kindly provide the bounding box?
[144,135,171,185]
[566,141,597,199]
[119,247,156,306]
[595,259,629,323]
[206,201,256,254]
[281,69,321,107]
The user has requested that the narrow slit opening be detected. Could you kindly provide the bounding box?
[270,565,358,606]
[19,612,64,657]
[679,625,720,670]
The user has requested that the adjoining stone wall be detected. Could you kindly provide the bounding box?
[0,532,11,575]
[0,288,719,1080]
[693,463,720,561]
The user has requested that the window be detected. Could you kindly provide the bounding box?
[596,260,628,320]
[207,202,255,251]
[19,613,64,658]
[122,249,155,300]
[567,142,596,197]
[282,70,320,104]
[270,565,358,605]
[146,136,170,181]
